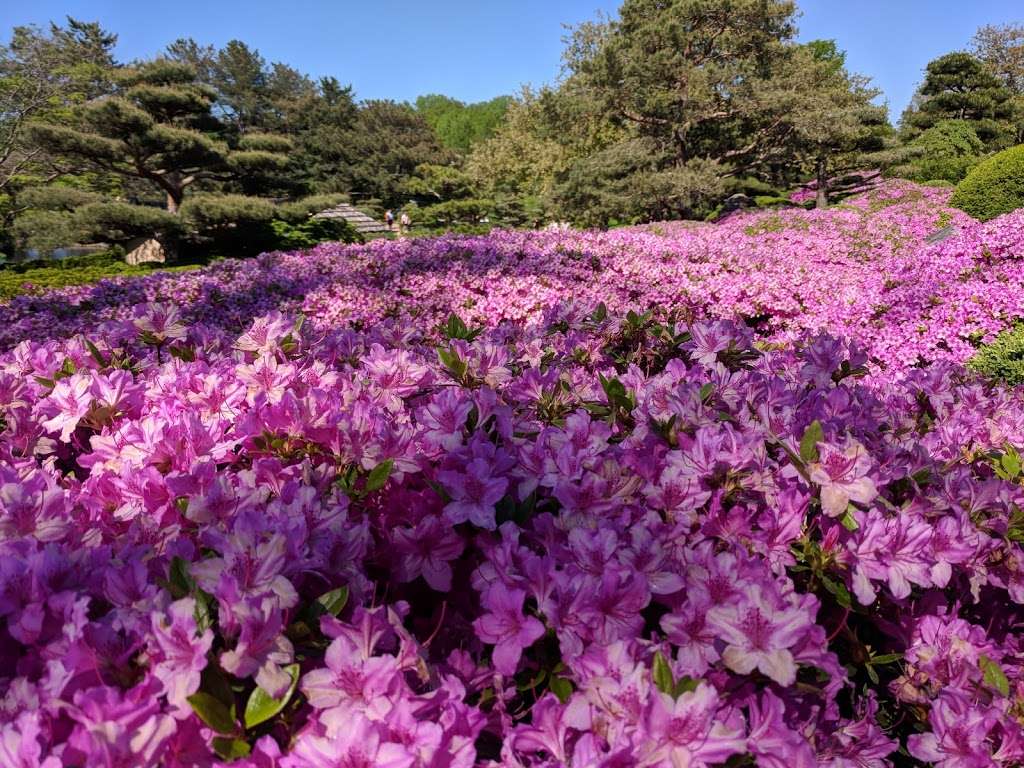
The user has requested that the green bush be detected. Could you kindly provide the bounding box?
[268,217,362,250]
[969,324,1024,385]
[0,254,196,301]
[904,120,983,184]
[950,144,1024,221]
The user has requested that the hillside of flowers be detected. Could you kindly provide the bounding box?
[2,181,1024,766]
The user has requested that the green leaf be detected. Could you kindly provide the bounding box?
[365,460,394,493]
[549,676,573,703]
[699,383,714,402]
[188,691,237,735]
[652,651,674,696]
[211,737,251,761]
[244,664,300,729]
[316,585,349,617]
[1001,448,1022,479]
[980,655,1010,697]
[84,338,107,367]
[194,588,215,633]
[870,653,903,665]
[865,663,879,685]
[167,556,195,599]
[840,509,860,531]
[673,676,700,696]
[820,575,852,609]
[800,420,824,463]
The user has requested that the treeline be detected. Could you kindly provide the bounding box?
[464,2,1023,226]
[0,20,511,260]
[1,4,1022,261]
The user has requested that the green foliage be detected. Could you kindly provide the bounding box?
[893,120,983,183]
[415,94,512,153]
[16,185,105,211]
[11,210,79,254]
[968,322,1024,384]
[902,53,1015,148]
[267,217,361,250]
[73,202,183,243]
[0,251,196,301]
[950,143,1024,221]
[329,100,453,208]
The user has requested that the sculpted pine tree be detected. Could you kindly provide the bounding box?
[27,59,290,214]
[902,52,1014,147]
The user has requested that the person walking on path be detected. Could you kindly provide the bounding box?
[385,209,395,231]
[399,211,411,235]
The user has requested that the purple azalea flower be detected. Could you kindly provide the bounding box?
[150,597,213,710]
[473,585,545,676]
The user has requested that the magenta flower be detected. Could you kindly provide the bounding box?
[392,515,464,591]
[642,684,746,767]
[908,692,1024,768]
[0,713,61,768]
[150,597,213,710]
[133,302,187,342]
[219,603,295,698]
[808,438,877,517]
[437,458,508,530]
[706,587,812,686]
[281,714,414,768]
[473,584,545,676]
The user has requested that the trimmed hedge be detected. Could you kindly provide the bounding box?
[969,323,1024,385]
[950,144,1024,221]
[0,251,197,301]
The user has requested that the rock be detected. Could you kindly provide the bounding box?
[125,237,172,265]
[925,225,957,245]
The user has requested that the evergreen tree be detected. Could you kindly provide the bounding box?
[27,58,290,213]
[781,41,890,207]
[902,52,1014,147]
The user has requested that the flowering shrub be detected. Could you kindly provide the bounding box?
[2,180,1023,383]
[1,180,1024,766]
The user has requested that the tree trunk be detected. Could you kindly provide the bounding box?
[166,191,180,214]
[815,157,828,210]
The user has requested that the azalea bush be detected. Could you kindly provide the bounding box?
[1,180,1024,766]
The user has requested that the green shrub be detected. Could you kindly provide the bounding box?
[0,256,196,301]
[969,323,1024,385]
[268,217,362,250]
[73,202,184,244]
[903,120,984,184]
[950,144,1024,221]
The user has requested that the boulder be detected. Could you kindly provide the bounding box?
[125,237,172,265]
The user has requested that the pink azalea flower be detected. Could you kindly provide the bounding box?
[392,515,464,591]
[280,714,414,768]
[808,438,877,517]
[150,597,213,710]
[437,458,508,530]
[706,586,812,686]
[473,585,545,676]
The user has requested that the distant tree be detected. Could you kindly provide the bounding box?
[901,52,1014,147]
[317,100,451,208]
[780,41,890,207]
[0,17,117,194]
[972,23,1024,144]
[890,120,983,183]
[415,94,512,152]
[553,0,809,221]
[972,23,1024,92]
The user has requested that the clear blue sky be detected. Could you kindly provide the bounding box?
[1,1,1021,118]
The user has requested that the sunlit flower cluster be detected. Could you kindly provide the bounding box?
[0,181,1023,766]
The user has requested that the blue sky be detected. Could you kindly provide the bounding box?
[1,1,1021,118]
